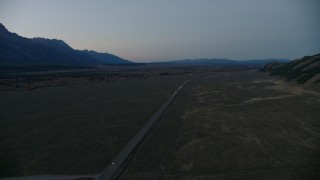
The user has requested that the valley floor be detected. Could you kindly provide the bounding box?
[122,71,320,179]
[1,68,319,179]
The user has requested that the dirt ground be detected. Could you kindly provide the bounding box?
[123,71,320,179]
[0,75,188,177]
[0,66,255,177]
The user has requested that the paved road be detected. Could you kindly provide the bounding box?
[98,80,190,180]
[2,78,196,180]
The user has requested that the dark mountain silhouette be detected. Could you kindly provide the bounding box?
[0,23,132,66]
[260,53,320,84]
[165,58,234,65]
[157,58,289,66]
[82,50,131,64]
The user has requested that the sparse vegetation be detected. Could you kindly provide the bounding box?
[261,53,320,84]
[122,71,320,179]
[0,69,189,176]
[1,66,319,178]
[0,65,252,177]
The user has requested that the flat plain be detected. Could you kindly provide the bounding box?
[122,71,320,179]
[0,66,194,177]
[1,67,319,179]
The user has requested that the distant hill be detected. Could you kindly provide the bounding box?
[156,58,290,66]
[0,23,132,66]
[81,50,131,64]
[260,54,320,84]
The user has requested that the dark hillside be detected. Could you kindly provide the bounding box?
[0,23,132,66]
[261,54,320,84]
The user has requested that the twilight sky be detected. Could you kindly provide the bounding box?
[0,0,319,62]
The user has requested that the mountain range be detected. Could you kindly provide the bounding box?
[157,58,290,66]
[0,23,291,67]
[0,23,132,66]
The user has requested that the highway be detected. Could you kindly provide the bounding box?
[2,79,192,180]
[98,79,191,180]
[4,76,214,180]
[2,80,191,180]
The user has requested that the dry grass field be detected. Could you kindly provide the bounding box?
[0,72,190,177]
[123,71,320,179]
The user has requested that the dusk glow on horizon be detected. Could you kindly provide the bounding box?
[0,0,319,62]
